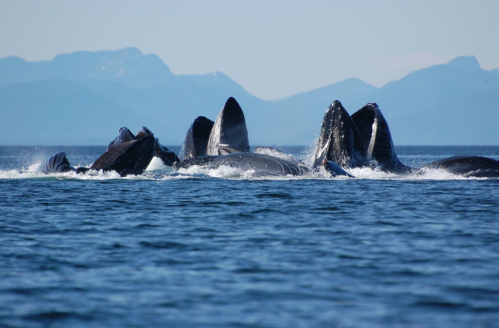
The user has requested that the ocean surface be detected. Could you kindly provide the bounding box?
[1,145,499,328]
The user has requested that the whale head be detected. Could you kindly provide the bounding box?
[206,97,250,156]
[313,100,367,169]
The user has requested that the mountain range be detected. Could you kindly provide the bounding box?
[1,47,498,146]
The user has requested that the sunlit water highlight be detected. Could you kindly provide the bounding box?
[1,146,499,328]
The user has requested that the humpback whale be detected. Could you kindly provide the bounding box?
[85,126,178,175]
[89,135,156,176]
[179,116,214,162]
[310,100,499,177]
[351,103,410,173]
[41,127,177,177]
[176,97,303,175]
[207,97,250,155]
[175,97,352,177]
[39,96,499,179]
[107,126,178,167]
[420,156,499,178]
[92,126,178,175]
[313,101,367,169]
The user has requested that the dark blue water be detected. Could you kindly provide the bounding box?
[1,146,499,328]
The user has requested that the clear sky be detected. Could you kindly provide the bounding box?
[1,0,498,100]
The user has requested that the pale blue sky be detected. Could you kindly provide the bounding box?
[1,0,498,100]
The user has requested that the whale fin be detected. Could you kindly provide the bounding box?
[322,160,355,178]
[351,103,410,173]
[313,100,367,168]
[179,116,214,161]
[206,97,250,156]
[40,152,75,173]
[91,136,155,176]
[421,156,499,178]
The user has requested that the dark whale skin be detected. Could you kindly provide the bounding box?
[107,127,137,151]
[179,116,215,161]
[207,97,250,156]
[351,103,410,173]
[212,152,305,176]
[313,100,367,169]
[90,136,155,177]
[421,156,499,178]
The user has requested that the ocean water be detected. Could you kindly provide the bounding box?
[1,145,499,328]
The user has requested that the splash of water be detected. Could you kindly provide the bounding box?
[0,157,490,181]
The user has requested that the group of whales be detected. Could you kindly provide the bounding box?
[41,97,499,178]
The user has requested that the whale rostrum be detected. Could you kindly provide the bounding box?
[206,97,250,156]
[313,101,367,169]
[351,103,410,173]
[179,116,214,162]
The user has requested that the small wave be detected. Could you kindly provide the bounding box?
[24,310,94,322]
[139,240,189,249]
[256,192,293,199]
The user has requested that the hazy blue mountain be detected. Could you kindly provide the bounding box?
[0,47,174,88]
[0,78,147,145]
[369,56,499,144]
[0,48,276,145]
[0,49,498,146]
[374,56,499,117]
[271,56,499,145]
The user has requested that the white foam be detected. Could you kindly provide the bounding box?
[177,164,257,179]
[146,157,175,173]
[0,160,491,181]
[254,148,297,162]
[302,137,319,167]
[409,168,474,180]
[348,166,399,180]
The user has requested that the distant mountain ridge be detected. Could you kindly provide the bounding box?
[0,48,498,145]
[0,47,175,87]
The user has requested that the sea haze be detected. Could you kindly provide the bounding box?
[1,48,499,146]
[1,146,499,328]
